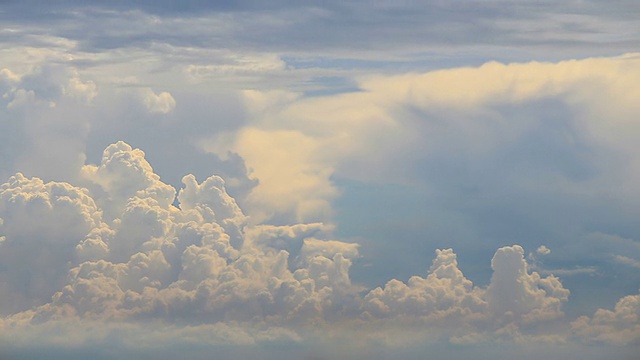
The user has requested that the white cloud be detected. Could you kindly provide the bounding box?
[0,141,579,348]
[218,128,338,223]
[0,173,104,315]
[64,77,97,104]
[362,248,486,321]
[1,142,359,327]
[572,291,640,345]
[362,245,569,336]
[80,141,177,218]
[487,245,568,324]
[140,88,176,114]
[537,245,551,255]
[204,54,640,230]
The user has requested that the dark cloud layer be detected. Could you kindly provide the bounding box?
[1,0,638,60]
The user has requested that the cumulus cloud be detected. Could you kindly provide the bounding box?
[362,248,486,321]
[537,245,551,255]
[0,173,104,315]
[1,142,359,327]
[0,65,98,110]
[80,141,176,213]
[0,52,637,354]
[572,291,640,345]
[487,245,568,324]
[0,141,577,348]
[140,88,176,114]
[362,245,569,338]
[196,56,640,320]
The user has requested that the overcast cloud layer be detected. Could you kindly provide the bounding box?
[1,1,640,359]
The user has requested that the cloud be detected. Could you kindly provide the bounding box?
[300,238,359,260]
[217,128,338,223]
[64,76,97,104]
[0,68,20,84]
[362,248,486,321]
[0,173,103,315]
[0,63,99,183]
[0,141,580,350]
[486,245,568,324]
[572,291,640,345]
[185,53,286,80]
[180,55,640,326]
[80,141,177,217]
[2,0,638,62]
[536,267,598,277]
[1,141,360,328]
[140,88,176,114]
[536,245,551,255]
[362,245,569,337]
[204,54,640,237]
[0,3,639,357]
[613,255,640,268]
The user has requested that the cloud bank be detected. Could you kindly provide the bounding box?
[1,141,637,357]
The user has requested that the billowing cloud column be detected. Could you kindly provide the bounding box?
[362,249,486,321]
[487,245,569,324]
[361,245,570,341]
[1,141,360,328]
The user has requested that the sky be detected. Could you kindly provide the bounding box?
[0,1,639,359]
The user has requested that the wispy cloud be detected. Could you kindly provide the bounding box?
[612,255,640,268]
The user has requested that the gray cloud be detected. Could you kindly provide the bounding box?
[1,1,638,62]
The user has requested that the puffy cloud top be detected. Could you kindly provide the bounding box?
[141,89,176,114]
[2,142,361,329]
[572,291,640,345]
[0,173,104,314]
[81,141,176,216]
[0,141,635,353]
[362,248,485,321]
[487,245,568,323]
